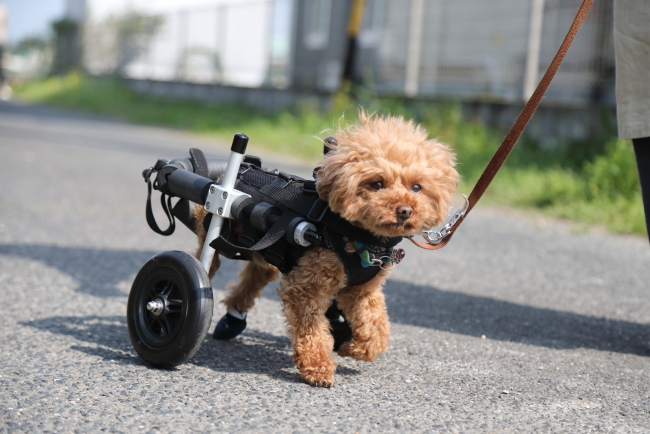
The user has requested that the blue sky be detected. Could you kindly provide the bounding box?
[2,0,279,45]
[3,0,66,43]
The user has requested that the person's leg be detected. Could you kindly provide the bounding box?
[633,137,650,242]
[0,46,4,84]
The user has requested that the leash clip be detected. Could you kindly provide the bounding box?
[422,194,468,244]
[369,256,394,270]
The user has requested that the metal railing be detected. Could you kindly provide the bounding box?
[369,0,614,105]
[83,0,292,89]
[82,0,614,107]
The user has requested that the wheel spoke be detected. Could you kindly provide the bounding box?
[160,280,174,297]
[161,317,174,335]
[167,299,183,314]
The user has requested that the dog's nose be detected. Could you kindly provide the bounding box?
[396,205,413,223]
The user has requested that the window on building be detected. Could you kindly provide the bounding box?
[359,0,385,47]
[304,0,332,50]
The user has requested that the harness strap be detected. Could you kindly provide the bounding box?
[143,160,176,236]
[209,210,300,252]
[257,180,402,248]
[189,148,209,178]
[409,0,595,251]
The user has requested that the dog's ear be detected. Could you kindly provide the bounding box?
[316,136,340,201]
[323,136,338,155]
[315,148,349,205]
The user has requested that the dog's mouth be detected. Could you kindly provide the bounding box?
[373,220,420,237]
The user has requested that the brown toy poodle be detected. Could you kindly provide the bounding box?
[193,111,458,387]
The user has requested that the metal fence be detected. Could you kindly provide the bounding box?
[369,0,614,105]
[83,0,293,89]
[84,0,615,107]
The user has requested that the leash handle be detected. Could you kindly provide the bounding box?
[410,0,595,251]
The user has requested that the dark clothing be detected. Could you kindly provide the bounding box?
[633,137,650,242]
[0,46,4,84]
[212,165,402,286]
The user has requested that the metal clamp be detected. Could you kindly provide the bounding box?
[421,195,469,244]
[203,184,251,219]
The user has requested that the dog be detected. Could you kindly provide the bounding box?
[193,111,458,387]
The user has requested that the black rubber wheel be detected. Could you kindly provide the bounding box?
[127,250,213,368]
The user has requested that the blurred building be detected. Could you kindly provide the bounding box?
[51,0,87,73]
[85,0,616,140]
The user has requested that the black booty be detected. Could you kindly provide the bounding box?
[330,317,353,351]
[213,313,247,340]
[325,301,352,351]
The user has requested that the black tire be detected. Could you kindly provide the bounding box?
[127,250,213,368]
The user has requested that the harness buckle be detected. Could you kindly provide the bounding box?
[271,177,289,188]
[307,198,329,222]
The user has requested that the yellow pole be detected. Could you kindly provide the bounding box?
[347,0,367,37]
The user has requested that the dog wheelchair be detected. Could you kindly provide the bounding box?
[127,134,351,368]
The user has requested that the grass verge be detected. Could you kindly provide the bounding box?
[14,74,647,235]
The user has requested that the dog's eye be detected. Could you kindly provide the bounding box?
[412,184,422,193]
[370,181,384,191]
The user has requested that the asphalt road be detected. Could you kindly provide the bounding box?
[0,100,648,433]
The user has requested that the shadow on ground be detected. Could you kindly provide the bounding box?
[20,315,356,385]
[384,279,650,357]
[6,243,648,357]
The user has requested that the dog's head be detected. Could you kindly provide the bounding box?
[316,111,459,239]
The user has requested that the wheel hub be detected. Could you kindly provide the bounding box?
[147,299,165,316]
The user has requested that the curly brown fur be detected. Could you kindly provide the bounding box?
[194,111,458,387]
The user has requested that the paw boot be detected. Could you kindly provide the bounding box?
[325,301,352,351]
[213,313,247,340]
[330,317,353,351]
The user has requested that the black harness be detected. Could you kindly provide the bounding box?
[145,150,403,287]
[212,165,403,286]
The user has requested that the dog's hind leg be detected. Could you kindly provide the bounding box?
[278,248,347,387]
[335,270,391,362]
[212,253,279,340]
[222,253,279,313]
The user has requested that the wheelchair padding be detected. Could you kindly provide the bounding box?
[168,157,229,183]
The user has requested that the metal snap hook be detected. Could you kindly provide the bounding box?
[422,194,469,244]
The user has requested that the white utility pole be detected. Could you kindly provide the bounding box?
[523,0,545,101]
[404,0,425,97]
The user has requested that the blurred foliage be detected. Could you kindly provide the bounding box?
[110,12,165,76]
[15,74,645,235]
[51,18,81,73]
[13,37,50,54]
[52,18,78,37]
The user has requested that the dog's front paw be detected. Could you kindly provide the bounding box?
[301,370,335,388]
[296,358,337,388]
[337,337,388,362]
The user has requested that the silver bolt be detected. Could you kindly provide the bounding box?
[209,185,216,194]
[217,207,224,215]
[221,191,228,199]
[146,300,164,316]
[205,202,211,210]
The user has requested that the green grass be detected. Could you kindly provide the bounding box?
[15,73,647,235]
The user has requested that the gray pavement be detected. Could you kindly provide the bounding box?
[0,100,648,433]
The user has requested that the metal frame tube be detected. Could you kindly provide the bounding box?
[199,150,246,273]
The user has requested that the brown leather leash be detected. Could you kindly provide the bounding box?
[409,0,595,251]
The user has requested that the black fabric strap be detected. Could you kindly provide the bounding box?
[323,227,382,287]
[210,210,299,252]
[189,148,209,178]
[257,180,402,248]
[145,179,176,236]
